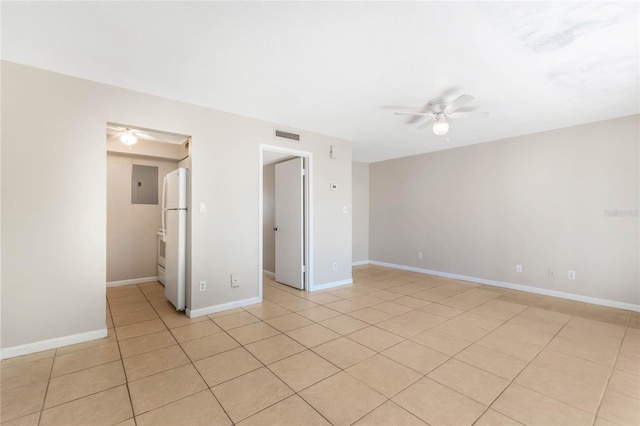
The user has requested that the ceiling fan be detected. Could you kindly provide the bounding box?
[106,125,154,146]
[394,94,488,136]
[107,124,190,146]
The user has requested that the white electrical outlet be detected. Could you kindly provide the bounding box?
[231,274,240,288]
[568,270,576,280]
[332,262,338,271]
[516,264,522,273]
[418,252,423,259]
[199,281,206,291]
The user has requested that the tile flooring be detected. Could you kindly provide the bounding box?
[2,265,639,425]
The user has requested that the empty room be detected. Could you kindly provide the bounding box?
[1,2,638,426]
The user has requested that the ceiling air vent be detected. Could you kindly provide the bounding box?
[275,129,301,142]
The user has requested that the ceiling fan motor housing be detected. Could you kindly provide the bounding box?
[428,98,450,114]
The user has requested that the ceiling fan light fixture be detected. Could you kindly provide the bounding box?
[120,129,137,146]
[432,116,449,136]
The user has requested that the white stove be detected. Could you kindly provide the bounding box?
[157,228,166,285]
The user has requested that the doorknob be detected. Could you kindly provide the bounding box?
[273,227,278,231]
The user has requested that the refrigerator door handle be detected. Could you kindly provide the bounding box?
[161,175,168,243]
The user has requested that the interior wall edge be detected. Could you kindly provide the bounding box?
[106,277,158,288]
[311,279,353,292]
[0,328,108,360]
[263,270,275,279]
[186,296,262,318]
[369,260,640,313]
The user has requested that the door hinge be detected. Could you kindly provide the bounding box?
[301,168,306,176]
[302,265,306,273]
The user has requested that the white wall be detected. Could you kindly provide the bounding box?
[1,61,352,354]
[262,164,276,273]
[352,161,369,263]
[2,63,108,352]
[106,153,179,282]
[370,115,639,307]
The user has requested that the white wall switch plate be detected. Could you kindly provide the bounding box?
[516,264,522,273]
[199,202,207,213]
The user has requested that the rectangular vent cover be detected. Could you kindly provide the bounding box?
[275,129,301,142]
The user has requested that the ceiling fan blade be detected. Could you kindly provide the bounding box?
[133,131,157,140]
[394,111,433,117]
[107,125,130,134]
[107,133,127,144]
[447,111,489,118]
[396,111,436,125]
[416,116,437,130]
[106,130,125,139]
[444,94,474,114]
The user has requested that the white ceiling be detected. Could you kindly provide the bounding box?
[2,2,638,163]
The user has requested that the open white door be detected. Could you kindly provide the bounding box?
[275,157,304,289]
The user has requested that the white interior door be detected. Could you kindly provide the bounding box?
[275,157,304,289]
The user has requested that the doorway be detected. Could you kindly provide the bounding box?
[105,123,191,306]
[259,144,313,298]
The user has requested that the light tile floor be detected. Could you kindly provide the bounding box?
[2,265,639,425]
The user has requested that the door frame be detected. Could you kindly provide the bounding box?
[259,144,313,299]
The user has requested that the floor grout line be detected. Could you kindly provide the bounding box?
[591,325,629,426]
[3,269,637,426]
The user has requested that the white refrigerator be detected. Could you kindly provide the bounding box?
[161,168,188,310]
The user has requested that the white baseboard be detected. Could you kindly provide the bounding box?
[107,276,158,287]
[1,328,108,360]
[370,260,640,312]
[311,279,353,292]
[352,260,370,266]
[186,296,262,318]
[263,270,275,279]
